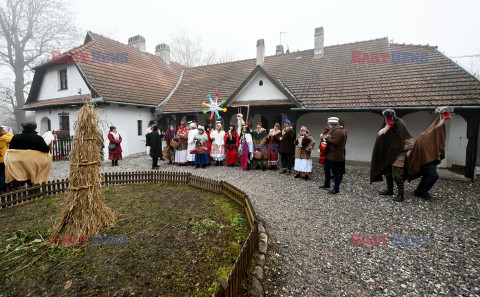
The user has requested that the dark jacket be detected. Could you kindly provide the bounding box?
[9,130,50,153]
[150,132,163,158]
[325,125,347,162]
[279,127,295,154]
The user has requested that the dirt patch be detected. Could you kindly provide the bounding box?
[0,183,250,296]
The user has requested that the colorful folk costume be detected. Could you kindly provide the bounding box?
[252,125,269,170]
[319,117,347,194]
[164,125,176,164]
[187,123,198,164]
[205,124,213,163]
[279,119,296,175]
[192,126,210,168]
[370,109,414,202]
[293,126,316,180]
[267,123,281,170]
[240,124,254,170]
[174,126,189,165]
[5,122,52,187]
[108,126,123,165]
[408,107,453,199]
[224,124,240,167]
[149,125,163,169]
[210,123,226,165]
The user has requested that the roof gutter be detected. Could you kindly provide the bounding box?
[291,105,480,111]
[95,98,158,108]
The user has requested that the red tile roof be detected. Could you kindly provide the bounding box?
[162,38,480,112]
[26,34,480,112]
[26,32,184,108]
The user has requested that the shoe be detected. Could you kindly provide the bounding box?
[414,191,431,200]
[279,169,286,174]
[294,173,301,178]
[304,175,309,180]
[319,185,330,190]
[195,165,200,168]
[202,164,206,168]
[393,193,404,202]
[262,166,266,171]
[328,189,339,195]
[220,161,224,166]
[286,171,291,175]
[379,189,394,196]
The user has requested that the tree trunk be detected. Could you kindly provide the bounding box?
[14,58,26,132]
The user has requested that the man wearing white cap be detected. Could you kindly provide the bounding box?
[187,122,198,164]
[320,117,347,194]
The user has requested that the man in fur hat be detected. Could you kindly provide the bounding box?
[370,109,413,202]
[319,117,347,194]
[408,107,453,199]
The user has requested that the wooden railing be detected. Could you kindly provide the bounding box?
[0,171,258,296]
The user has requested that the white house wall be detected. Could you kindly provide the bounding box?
[37,64,89,100]
[231,72,288,103]
[296,111,467,168]
[34,104,154,160]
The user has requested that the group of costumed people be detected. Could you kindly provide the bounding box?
[144,106,453,202]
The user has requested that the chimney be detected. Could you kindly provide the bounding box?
[276,45,284,55]
[128,35,146,52]
[155,43,171,66]
[314,27,324,58]
[256,39,265,66]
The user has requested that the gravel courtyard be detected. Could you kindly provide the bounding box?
[50,154,480,296]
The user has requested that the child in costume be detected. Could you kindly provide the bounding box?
[174,126,188,165]
[193,126,209,168]
[293,126,315,180]
[224,124,239,167]
[252,123,268,171]
[210,123,226,166]
[267,123,281,170]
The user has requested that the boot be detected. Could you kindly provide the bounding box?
[279,169,286,174]
[195,164,200,169]
[286,170,291,175]
[319,185,330,190]
[328,189,339,195]
[271,165,277,171]
[169,159,172,164]
[294,173,301,178]
[393,193,404,202]
[111,160,115,167]
[202,164,206,168]
[379,189,394,195]
[261,165,266,171]
[220,161,223,166]
[304,174,309,181]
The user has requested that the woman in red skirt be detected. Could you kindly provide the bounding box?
[224,124,239,167]
[107,126,122,166]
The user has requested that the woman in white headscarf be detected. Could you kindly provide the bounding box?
[210,123,226,165]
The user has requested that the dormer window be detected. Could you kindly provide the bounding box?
[59,69,68,90]
[259,80,263,86]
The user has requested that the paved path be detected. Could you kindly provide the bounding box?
[50,154,480,296]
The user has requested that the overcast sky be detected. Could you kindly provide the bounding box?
[72,0,480,60]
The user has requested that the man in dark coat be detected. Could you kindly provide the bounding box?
[149,125,163,169]
[279,119,295,175]
[9,122,49,153]
[370,109,413,202]
[319,117,347,194]
[408,107,453,199]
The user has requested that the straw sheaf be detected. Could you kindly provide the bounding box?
[54,100,115,237]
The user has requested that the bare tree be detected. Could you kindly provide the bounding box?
[169,31,236,67]
[0,0,81,131]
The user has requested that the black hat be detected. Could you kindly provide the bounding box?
[21,122,37,130]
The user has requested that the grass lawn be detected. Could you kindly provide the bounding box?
[0,183,250,296]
